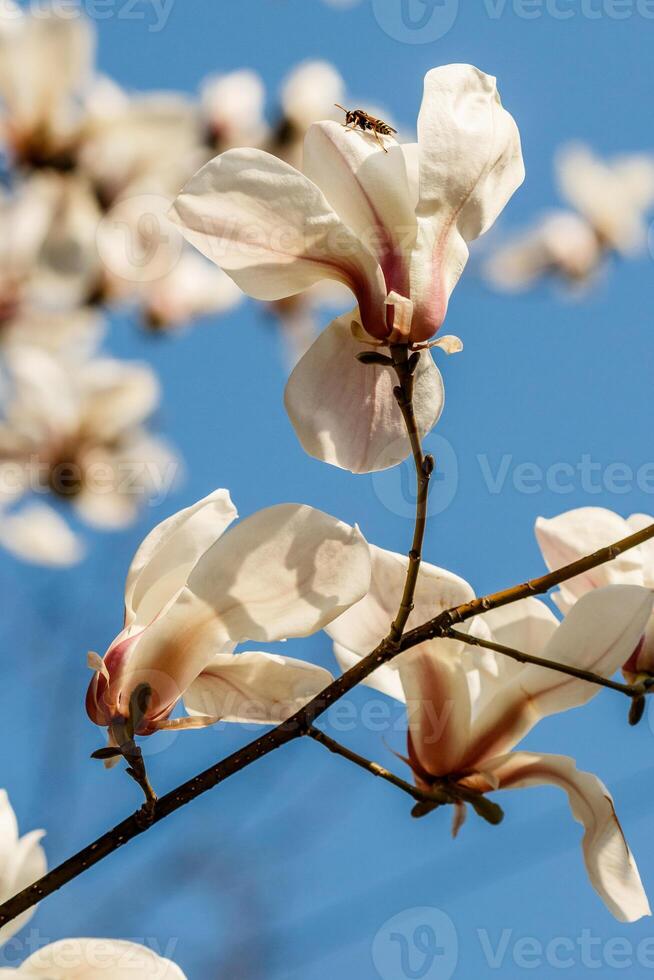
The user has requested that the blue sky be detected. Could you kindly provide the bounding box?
[2,1,654,977]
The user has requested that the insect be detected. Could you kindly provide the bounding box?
[334,105,397,152]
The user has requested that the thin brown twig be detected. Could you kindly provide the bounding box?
[447,629,651,696]
[388,344,433,640]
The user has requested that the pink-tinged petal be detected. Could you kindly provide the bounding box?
[465,586,654,766]
[124,489,238,628]
[465,752,650,923]
[184,651,333,724]
[169,149,388,335]
[284,310,443,473]
[0,791,46,946]
[410,65,524,341]
[115,505,371,723]
[399,641,472,778]
[18,939,187,979]
[535,508,643,602]
[303,122,417,302]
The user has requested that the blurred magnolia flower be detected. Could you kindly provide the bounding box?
[86,489,371,745]
[201,69,268,151]
[17,171,105,311]
[0,2,94,168]
[0,307,103,360]
[79,89,205,207]
[0,938,186,978]
[142,249,243,332]
[271,61,346,168]
[535,507,654,679]
[327,544,653,921]
[484,210,602,292]
[0,344,176,565]
[485,144,654,292]
[0,788,46,946]
[171,64,524,473]
[558,144,654,254]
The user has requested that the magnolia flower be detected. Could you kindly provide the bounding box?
[86,489,371,744]
[142,249,243,332]
[201,69,268,151]
[0,344,175,564]
[326,544,653,920]
[0,3,94,168]
[0,789,46,946]
[536,507,654,678]
[0,939,185,978]
[171,64,524,472]
[485,144,654,292]
[272,61,346,169]
[484,210,602,292]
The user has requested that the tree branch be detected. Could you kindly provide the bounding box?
[447,628,652,697]
[306,726,504,825]
[388,344,433,640]
[399,520,654,651]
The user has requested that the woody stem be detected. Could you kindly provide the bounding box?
[447,629,651,697]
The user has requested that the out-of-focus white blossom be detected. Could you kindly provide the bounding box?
[201,69,268,150]
[0,3,94,167]
[0,344,177,564]
[485,143,654,292]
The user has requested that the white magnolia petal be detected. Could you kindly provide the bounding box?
[466,586,654,766]
[184,651,333,723]
[169,149,387,332]
[333,640,406,703]
[520,585,654,714]
[2,346,79,443]
[0,791,46,947]
[119,505,370,719]
[328,543,475,654]
[0,504,84,567]
[410,65,524,341]
[73,487,139,532]
[399,640,472,779]
[535,508,643,601]
[186,503,371,643]
[471,752,650,923]
[17,939,186,979]
[124,489,238,628]
[145,250,243,327]
[478,596,559,657]
[303,122,417,297]
[284,310,444,473]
